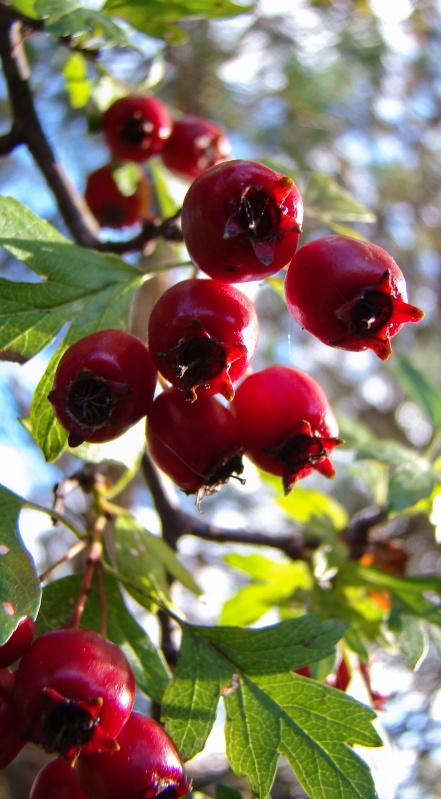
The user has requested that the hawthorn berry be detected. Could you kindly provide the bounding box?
[85,164,150,229]
[48,329,157,447]
[285,234,424,359]
[102,95,172,163]
[0,668,25,769]
[0,615,35,669]
[30,758,88,799]
[181,159,303,282]
[146,387,244,503]
[13,628,136,762]
[161,114,231,180]
[75,712,191,799]
[148,278,259,401]
[232,365,342,494]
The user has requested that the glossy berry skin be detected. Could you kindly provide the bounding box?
[0,615,35,668]
[102,95,172,163]
[13,628,136,762]
[75,712,191,799]
[161,114,231,180]
[0,668,25,769]
[148,278,259,401]
[181,159,303,283]
[147,387,244,504]
[48,330,157,447]
[232,365,342,494]
[85,164,150,229]
[285,234,424,359]
[30,758,88,799]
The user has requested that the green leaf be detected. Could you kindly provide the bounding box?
[221,554,312,626]
[0,198,143,458]
[215,787,244,799]
[113,515,202,606]
[389,614,428,670]
[305,171,376,224]
[37,572,170,702]
[102,0,252,31]
[149,159,183,218]
[388,459,436,512]
[10,0,39,18]
[392,353,441,434]
[354,566,441,628]
[0,485,41,645]
[62,52,90,108]
[34,0,129,47]
[163,616,380,799]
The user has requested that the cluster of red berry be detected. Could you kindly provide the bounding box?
[0,623,190,799]
[84,94,231,229]
[49,103,424,502]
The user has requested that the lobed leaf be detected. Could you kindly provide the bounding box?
[34,0,129,46]
[0,485,41,645]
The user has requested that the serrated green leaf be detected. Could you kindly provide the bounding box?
[0,485,41,645]
[10,0,39,18]
[35,0,129,46]
[102,0,252,29]
[114,515,202,605]
[62,52,90,108]
[0,198,143,457]
[351,565,441,628]
[305,171,376,224]
[163,616,380,799]
[37,572,170,701]
[392,353,441,434]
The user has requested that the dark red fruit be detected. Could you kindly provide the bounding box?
[102,95,172,163]
[0,668,25,769]
[232,365,342,494]
[75,712,191,799]
[285,234,424,359]
[30,758,88,799]
[146,387,244,504]
[0,615,35,668]
[48,329,157,447]
[161,114,231,180]
[85,164,150,229]
[181,159,303,283]
[13,628,136,762]
[148,278,259,401]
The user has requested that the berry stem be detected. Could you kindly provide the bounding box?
[38,539,88,584]
[66,514,106,630]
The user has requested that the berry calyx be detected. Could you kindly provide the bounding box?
[0,668,26,769]
[161,114,231,179]
[30,758,88,799]
[285,234,424,359]
[85,164,150,229]
[75,712,191,799]
[102,95,172,163]
[181,159,303,282]
[148,278,259,401]
[232,365,342,493]
[146,387,245,504]
[0,615,35,668]
[48,330,157,447]
[13,628,136,762]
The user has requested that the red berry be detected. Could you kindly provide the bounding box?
[232,365,342,494]
[13,628,136,762]
[146,387,244,503]
[85,164,150,229]
[181,159,303,283]
[148,278,259,401]
[161,114,231,180]
[30,758,88,799]
[75,712,191,799]
[0,615,35,668]
[48,330,157,447]
[285,234,424,359]
[102,95,172,163]
[0,668,25,769]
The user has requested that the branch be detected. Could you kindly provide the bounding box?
[140,450,312,559]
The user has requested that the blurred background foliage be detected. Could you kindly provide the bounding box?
[1,1,441,797]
